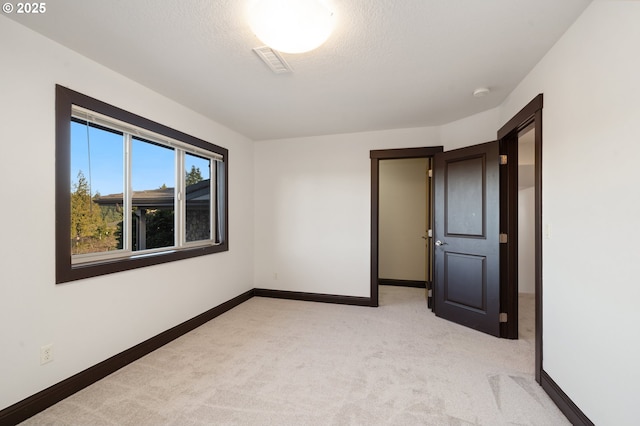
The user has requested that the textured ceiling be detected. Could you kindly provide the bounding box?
[7,0,592,140]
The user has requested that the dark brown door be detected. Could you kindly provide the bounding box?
[433,141,501,337]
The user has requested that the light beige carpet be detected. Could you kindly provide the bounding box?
[21,287,567,425]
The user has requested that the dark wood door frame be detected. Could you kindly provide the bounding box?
[497,94,543,381]
[370,146,444,307]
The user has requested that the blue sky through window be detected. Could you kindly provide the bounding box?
[132,137,174,192]
[71,121,207,196]
[71,121,124,196]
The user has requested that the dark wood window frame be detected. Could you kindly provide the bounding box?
[55,85,229,284]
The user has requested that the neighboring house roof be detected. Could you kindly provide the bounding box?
[95,180,210,209]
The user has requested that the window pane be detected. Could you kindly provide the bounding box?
[185,153,211,242]
[70,120,124,255]
[131,137,175,251]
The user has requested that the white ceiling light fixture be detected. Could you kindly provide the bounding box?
[248,0,335,54]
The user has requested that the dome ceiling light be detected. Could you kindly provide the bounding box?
[248,0,335,54]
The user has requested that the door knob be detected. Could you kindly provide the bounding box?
[435,240,448,246]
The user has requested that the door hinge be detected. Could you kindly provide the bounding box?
[499,155,508,165]
[499,233,508,243]
[428,169,433,178]
[428,289,433,297]
[499,313,508,323]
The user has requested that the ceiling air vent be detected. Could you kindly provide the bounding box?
[253,46,293,74]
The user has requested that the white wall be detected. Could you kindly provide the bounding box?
[252,106,502,298]
[254,128,440,297]
[379,158,428,281]
[0,17,254,411]
[439,107,501,150]
[496,1,640,424]
[518,187,535,294]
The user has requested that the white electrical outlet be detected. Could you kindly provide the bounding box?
[40,344,54,365]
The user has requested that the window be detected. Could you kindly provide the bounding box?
[56,85,228,283]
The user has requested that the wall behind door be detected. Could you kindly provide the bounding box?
[379,158,429,281]
[518,130,536,294]
[518,186,535,294]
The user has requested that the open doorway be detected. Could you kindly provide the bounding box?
[378,157,431,290]
[497,94,543,380]
[518,124,536,342]
[369,147,443,307]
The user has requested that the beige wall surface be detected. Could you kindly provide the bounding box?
[379,158,429,282]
